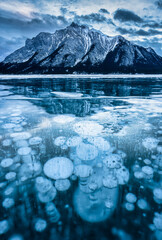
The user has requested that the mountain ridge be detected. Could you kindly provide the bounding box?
[0,22,162,74]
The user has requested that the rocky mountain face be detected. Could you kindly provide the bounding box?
[0,22,162,74]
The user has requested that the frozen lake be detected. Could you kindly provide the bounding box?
[0,75,162,240]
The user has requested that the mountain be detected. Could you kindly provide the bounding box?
[0,22,162,74]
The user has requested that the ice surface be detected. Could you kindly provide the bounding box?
[51,91,83,98]
[43,157,74,179]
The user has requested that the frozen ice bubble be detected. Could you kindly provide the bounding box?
[143,160,151,166]
[43,157,73,180]
[134,171,144,179]
[8,234,24,240]
[3,123,16,129]
[2,198,15,209]
[4,186,14,196]
[87,137,111,151]
[55,179,71,191]
[52,115,75,124]
[74,165,93,178]
[14,126,23,132]
[76,143,98,161]
[10,132,31,141]
[103,176,118,188]
[157,146,162,153]
[125,203,135,211]
[73,121,103,136]
[5,172,16,181]
[54,136,66,146]
[142,166,153,175]
[35,177,52,193]
[153,188,162,204]
[0,220,9,235]
[66,136,82,147]
[35,219,47,232]
[103,154,123,169]
[29,137,42,145]
[27,161,42,175]
[137,199,148,210]
[153,213,162,230]
[38,186,57,203]
[1,158,13,168]
[142,137,159,150]
[116,167,129,185]
[45,202,60,222]
[17,147,31,156]
[2,139,12,147]
[125,193,137,203]
[15,140,28,148]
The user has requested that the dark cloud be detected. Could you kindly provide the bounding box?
[99,8,110,14]
[0,12,68,37]
[143,21,162,28]
[114,9,143,23]
[136,29,162,36]
[116,27,134,35]
[74,13,115,25]
[116,26,162,37]
[155,0,162,9]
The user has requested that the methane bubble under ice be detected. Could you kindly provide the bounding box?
[43,157,74,180]
[73,121,103,136]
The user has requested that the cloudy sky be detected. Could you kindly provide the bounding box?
[0,0,162,61]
